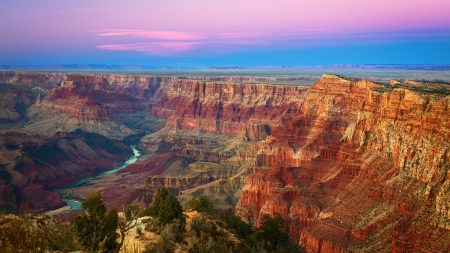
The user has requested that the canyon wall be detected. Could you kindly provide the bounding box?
[150,79,308,135]
[2,71,450,252]
[236,76,450,252]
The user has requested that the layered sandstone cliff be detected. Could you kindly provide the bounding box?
[23,74,150,138]
[236,76,450,252]
[150,79,308,135]
[2,71,450,252]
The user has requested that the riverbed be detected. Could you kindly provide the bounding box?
[54,145,141,214]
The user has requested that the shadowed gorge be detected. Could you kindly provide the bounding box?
[1,71,450,252]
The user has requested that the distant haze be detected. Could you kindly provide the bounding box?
[1,0,450,66]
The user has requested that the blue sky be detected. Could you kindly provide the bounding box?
[1,0,450,66]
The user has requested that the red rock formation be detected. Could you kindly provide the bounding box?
[151,79,308,134]
[99,74,170,98]
[61,74,110,92]
[3,71,450,252]
[237,75,450,252]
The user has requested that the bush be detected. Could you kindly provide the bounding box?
[158,193,184,228]
[257,213,289,252]
[220,212,253,240]
[0,215,47,252]
[0,214,80,253]
[145,187,170,218]
[47,218,80,252]
[145,187,186,230]
[72,191,119,252]
[144,217,161,233]
[187,196,215,215]
[143,220,184,253]
[188,233,252,253]
[256,213,304,253]
[190,215,217,238]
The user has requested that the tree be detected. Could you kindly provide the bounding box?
[257,213,304,253]
[237,204,255,227]
[146,186,170,218]
[72,191,119,253]
[158,193,184,227]
[117,205,142,253]
[258,213,289,252]
[144,187,185,229]
[220,212,253,240]
[187,195,215,215]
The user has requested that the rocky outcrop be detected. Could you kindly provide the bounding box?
[23,75,153,138]
[60,75,110,92]
[236,75,450,252]
[151,79,308,134]
[100,75,170,99]
[0,72,65,90]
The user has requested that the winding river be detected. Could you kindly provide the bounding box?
[55,145,141,214]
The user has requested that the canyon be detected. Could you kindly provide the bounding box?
[1,71,450,252]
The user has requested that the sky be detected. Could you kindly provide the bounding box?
[1,0,450,67]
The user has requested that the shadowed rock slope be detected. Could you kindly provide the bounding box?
[0,130,132,213]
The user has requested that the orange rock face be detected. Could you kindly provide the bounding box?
[237,75,450,252]
[151,79,308,135]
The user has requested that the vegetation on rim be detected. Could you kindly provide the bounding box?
[0,187,304,252]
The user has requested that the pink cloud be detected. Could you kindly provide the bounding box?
[217,32,269,39]
[97,42,202,56]
[97,28,448,56]
[96,29,203,40]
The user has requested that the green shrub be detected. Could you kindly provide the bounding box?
[188,233,252,253]
[187,196,215,215]
[220,212,253,240]
[72,191,119,252]
[145,187,186,230]
[190,215,217,238]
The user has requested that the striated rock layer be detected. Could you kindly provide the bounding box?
[23,74,155,138]
[3,71,450,252]
[236,75,450,252]
[150,79,308,135]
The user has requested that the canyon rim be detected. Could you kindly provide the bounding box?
[1,70,450,252]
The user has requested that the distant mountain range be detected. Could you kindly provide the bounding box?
[1,64,450,71]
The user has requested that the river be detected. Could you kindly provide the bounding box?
[55,145,141,214]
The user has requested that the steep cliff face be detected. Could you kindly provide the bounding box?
[60,74,110,91]
[0,72,65,90]
[23,74,153,138]
[100,74,170,99]
[237,76,450,252]
[151,79,308,135]
[137,79,309,209]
